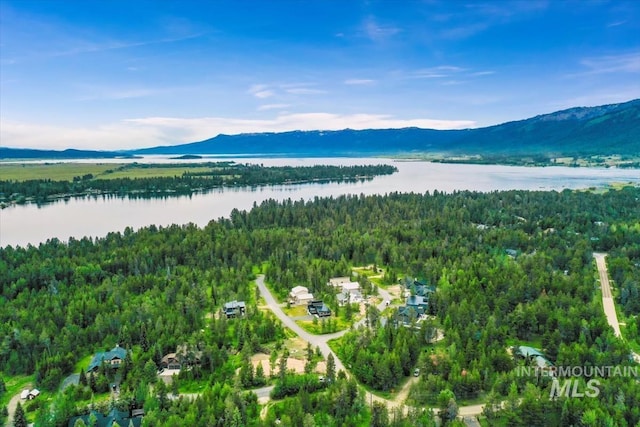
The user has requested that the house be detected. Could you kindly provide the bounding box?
[20,389,29,400]
[341,282,360,293]
[328,277,351,287]
[336,292,349,306]
[396,306,422,325]
[289,286,314,305]
[67,408,144,427]
[406,295,429,315]
[160,353,182,370]
[87,345,127,372]
[516,346,554,370]
[161,344,203,370]
[307,300,331,317]
[28,389,40,400]
[223,300,246,318]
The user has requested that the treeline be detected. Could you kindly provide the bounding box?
[0,163,397,206]
[2,187,640,425]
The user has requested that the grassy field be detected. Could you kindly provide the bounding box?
[1,373,34,408]
[0,163,117,181]
[0,162,218,181]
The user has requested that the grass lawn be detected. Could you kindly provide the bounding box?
[296,316,350,335]
[74,353,94,373]
[283,305,308,317]
[1,374,34,408]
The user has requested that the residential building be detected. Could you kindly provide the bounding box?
[328,277,351,287]
[87,345,127,372]
[290,286,314,305]
[307,300,332,317]
[223,300,246,318]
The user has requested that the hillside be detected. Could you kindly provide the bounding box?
[135,99,640,157]
[0,148,134,160]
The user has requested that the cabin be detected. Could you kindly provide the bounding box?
[223,300,246,318]
[307,300,332,317]
[87,345,127,372]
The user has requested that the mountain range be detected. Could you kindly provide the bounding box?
[2,99,639,159]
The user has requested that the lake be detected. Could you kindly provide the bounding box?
[1,158,639,248]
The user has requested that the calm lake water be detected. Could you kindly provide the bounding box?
[1,157,639,248]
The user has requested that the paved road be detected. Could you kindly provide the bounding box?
[593,253,640,363]
[6,383,32,427]
[255,275,488,417]
[255,275,347,373]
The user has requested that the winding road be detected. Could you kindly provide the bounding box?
[255,275,486,419]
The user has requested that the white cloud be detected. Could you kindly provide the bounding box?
[471,71,495,76]
[253,90,274,99]
[344,79,376,85]
[247,84,275,98]
[362,17,401,41]
[285,88,326,95]
[411,65,465,79]
[580,52,640,74]
[257,103,290,111]
[1,113,476,150]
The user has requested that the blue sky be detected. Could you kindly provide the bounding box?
[1,0,639,150]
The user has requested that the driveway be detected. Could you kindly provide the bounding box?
[594,253,640,362]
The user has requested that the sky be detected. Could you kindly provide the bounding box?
[1,0,639,150]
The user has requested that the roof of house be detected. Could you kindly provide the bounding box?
[87,345,127,372]
[328,277,351,286]
[296,292,314,300]
[406,295,428,306]
[223,300,246,310]
[341,282,360,291]
[415,284,436,296]
[29,389,40,397]
[517,346,544,358]
[161,353,178,363]
[67,408,143,427]
[20,389,29,399]
[290,286,309,296]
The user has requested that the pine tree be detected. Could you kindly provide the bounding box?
[255,362,266,386]
[326,353,336,382]
[79,368,87,386]
[13,402,27,427]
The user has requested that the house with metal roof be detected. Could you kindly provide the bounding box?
[87,345,127,372]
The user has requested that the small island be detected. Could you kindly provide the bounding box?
[169,154,203,160]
